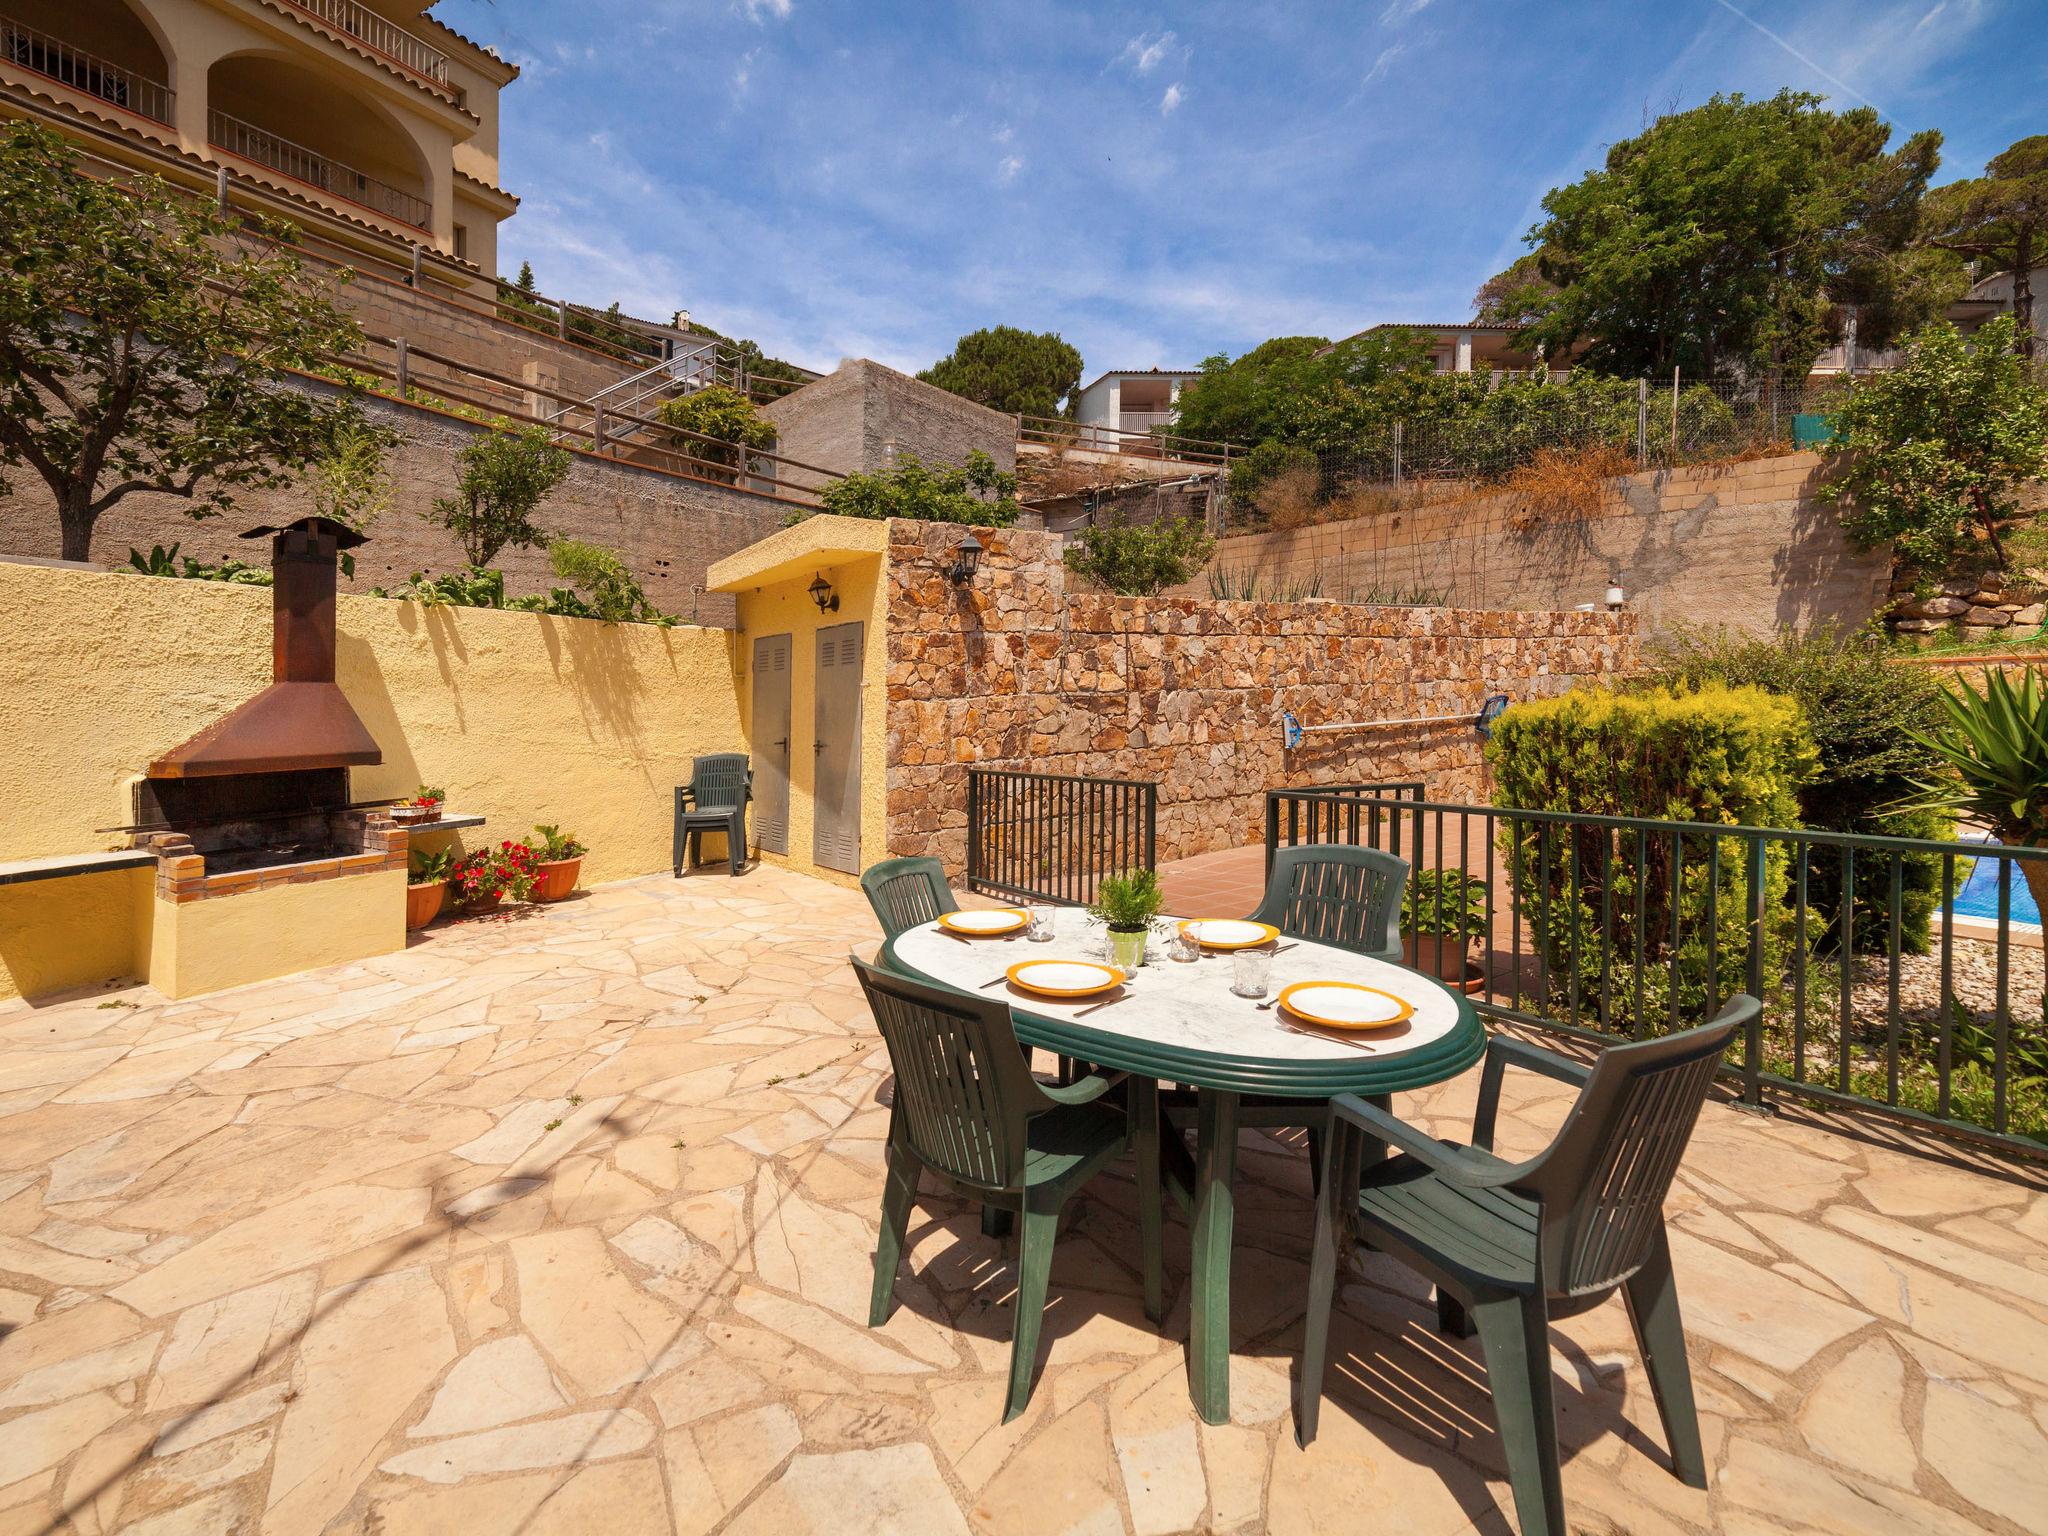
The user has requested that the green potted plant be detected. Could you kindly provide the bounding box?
[452,841,537,913]
[1090,868,1164,971]
[529,823,587,903]
[406,845,455,930]
[392,784,446,826]
[1401,868,1488,985]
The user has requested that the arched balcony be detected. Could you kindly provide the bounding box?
[206,51,431,230]
[2,0,173,125]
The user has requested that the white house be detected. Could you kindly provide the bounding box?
[1070,367,1204,438]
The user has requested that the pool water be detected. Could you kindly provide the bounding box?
[1952,849,2044,928]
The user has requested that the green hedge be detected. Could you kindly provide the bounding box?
[1486,684,1814,1032]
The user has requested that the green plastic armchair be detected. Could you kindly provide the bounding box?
[860,856,960,944]
[1295,998,1754,1536]
[852,955,1164,1421]
[674,753,751,877]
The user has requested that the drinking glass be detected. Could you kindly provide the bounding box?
[1026,903,1056,943]
[1169,929,1201,963]
[1231,948,1273,999]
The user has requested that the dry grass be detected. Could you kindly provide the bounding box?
[1501,444,1638,533]
[1253,468,1459,531]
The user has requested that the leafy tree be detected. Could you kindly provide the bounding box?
[1819,315,2048,566]
[1491,92,1945,380]
[1062,510,1216,596]
[918,327,1083,418]
[0,122,369,561]
[1171,331,1439,452]
[545,538,672,625]
[431,426,571,566]
[1472,252,1558,332]
[515,261,537,294]
[308,416,399,534]
[655,386,776,483]
[816,451,1021,526]
[1920,135,2048,359]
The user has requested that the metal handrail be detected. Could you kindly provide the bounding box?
[0,14,174,124]
[966,767,1159,906]
[1017,413,1238,466]
[208,109,431,230]
[271,0,450,87]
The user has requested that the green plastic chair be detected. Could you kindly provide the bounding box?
[852,955,1164,1421]
[860,856,960,943]
[1295,998,1755,1536]
[1247,843,1406,962]
[673,754,751,877]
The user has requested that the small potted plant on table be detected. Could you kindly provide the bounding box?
[406,845,455,930]
[529,823,587,903]
[391,786,446,826]
[1090,868,1164,972]
[452,841,537,913]
[1402,869,1488,985]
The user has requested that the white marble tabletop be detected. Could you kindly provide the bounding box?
[891,904,1465,1065]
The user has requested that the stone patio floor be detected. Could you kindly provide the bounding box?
[0,864,2045,1536]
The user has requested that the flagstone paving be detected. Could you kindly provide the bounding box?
[0,864,2043,1534]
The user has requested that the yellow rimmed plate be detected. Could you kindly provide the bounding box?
[1277,981,1415,1031]
[939,909,1027,937]
[1005,959,1125,999]
[1179,918,1280,950]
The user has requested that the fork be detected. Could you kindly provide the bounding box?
[1274,1019,1381,1052]
[1073,992,1128,1018]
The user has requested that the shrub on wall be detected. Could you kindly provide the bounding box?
[430,427,571,567]
[1648,624,1956,952]
[655,386,777,484]
[1486,684,1815,1031]
[815,451,1020,526]
[1063,511,1218,596]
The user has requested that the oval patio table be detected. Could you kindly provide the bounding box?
[883,903,1485,1425]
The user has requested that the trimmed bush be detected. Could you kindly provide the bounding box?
[1486,684,1814,1031]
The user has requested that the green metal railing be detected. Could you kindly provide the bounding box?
[1267,789,2048,1159]
[967,768,1157,907]
[1263,782,1425,883]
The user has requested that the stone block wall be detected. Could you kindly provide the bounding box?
[0,391,787,628]
[1179,452,1890,637]
[766,360,1017,479]
[884,521,1639,876]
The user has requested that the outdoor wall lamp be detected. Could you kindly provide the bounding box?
[808,572,839,613]
[1604,572,1627,611]
[946,533,985,586]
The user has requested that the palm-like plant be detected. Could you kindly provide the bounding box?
[1902,667,2048,926]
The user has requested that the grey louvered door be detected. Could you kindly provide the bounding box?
[812,621,864,874]
[751,634,792,856]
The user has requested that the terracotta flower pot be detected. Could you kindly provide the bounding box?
[460,888,504,915]
[534,856,582,903]
[1403,931,1471,984]
[406,879,448,930]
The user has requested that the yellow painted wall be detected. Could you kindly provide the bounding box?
[146,869,406,999]
[0,868,152,1003]
[730,554,889,887]
[0,560,747,1000]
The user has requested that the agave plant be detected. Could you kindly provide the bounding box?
[1901,666,2048,925]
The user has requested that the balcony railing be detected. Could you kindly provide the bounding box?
[209,109,431,230]
[272,0,450,87]
[0,14,174,124]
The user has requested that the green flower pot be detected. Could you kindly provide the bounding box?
[1108,926,1149,972]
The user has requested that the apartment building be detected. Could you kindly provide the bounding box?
[0,0,518,280]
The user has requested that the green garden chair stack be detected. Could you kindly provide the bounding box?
[673,753,751,877]
[851,955,1164,1421]
[1295,998,1754,1536]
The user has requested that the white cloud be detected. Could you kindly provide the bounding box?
[1363,45,1405,85]
[993,124,1014,144]
[996,154,1024,184]
[1117,30,1180,75]
[1380,0,1434,23]
[732,46,759,93]
[741,0,791,20]
[1160,82,1184,115]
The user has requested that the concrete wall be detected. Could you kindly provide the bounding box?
[1185,452,1890,637]
[884,521,1639,876]
[764,359,1017,479]
[0,558,749,999]
[0,390,790,628]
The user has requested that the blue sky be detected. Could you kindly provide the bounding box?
[442,0,2040,383]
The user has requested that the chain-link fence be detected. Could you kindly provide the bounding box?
[1222,371,1856,536]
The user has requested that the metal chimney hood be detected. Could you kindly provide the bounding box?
[146,518,383,779]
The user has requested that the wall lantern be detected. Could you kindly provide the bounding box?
[1604,572,1627,611]
[946,533,985,586]
[808,572,839,613]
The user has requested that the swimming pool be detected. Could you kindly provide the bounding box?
[1951,845,2044,929]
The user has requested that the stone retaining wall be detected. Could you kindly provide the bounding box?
[0,389,788,627]
[884,521,1639,874]
[766,360,1017,478]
